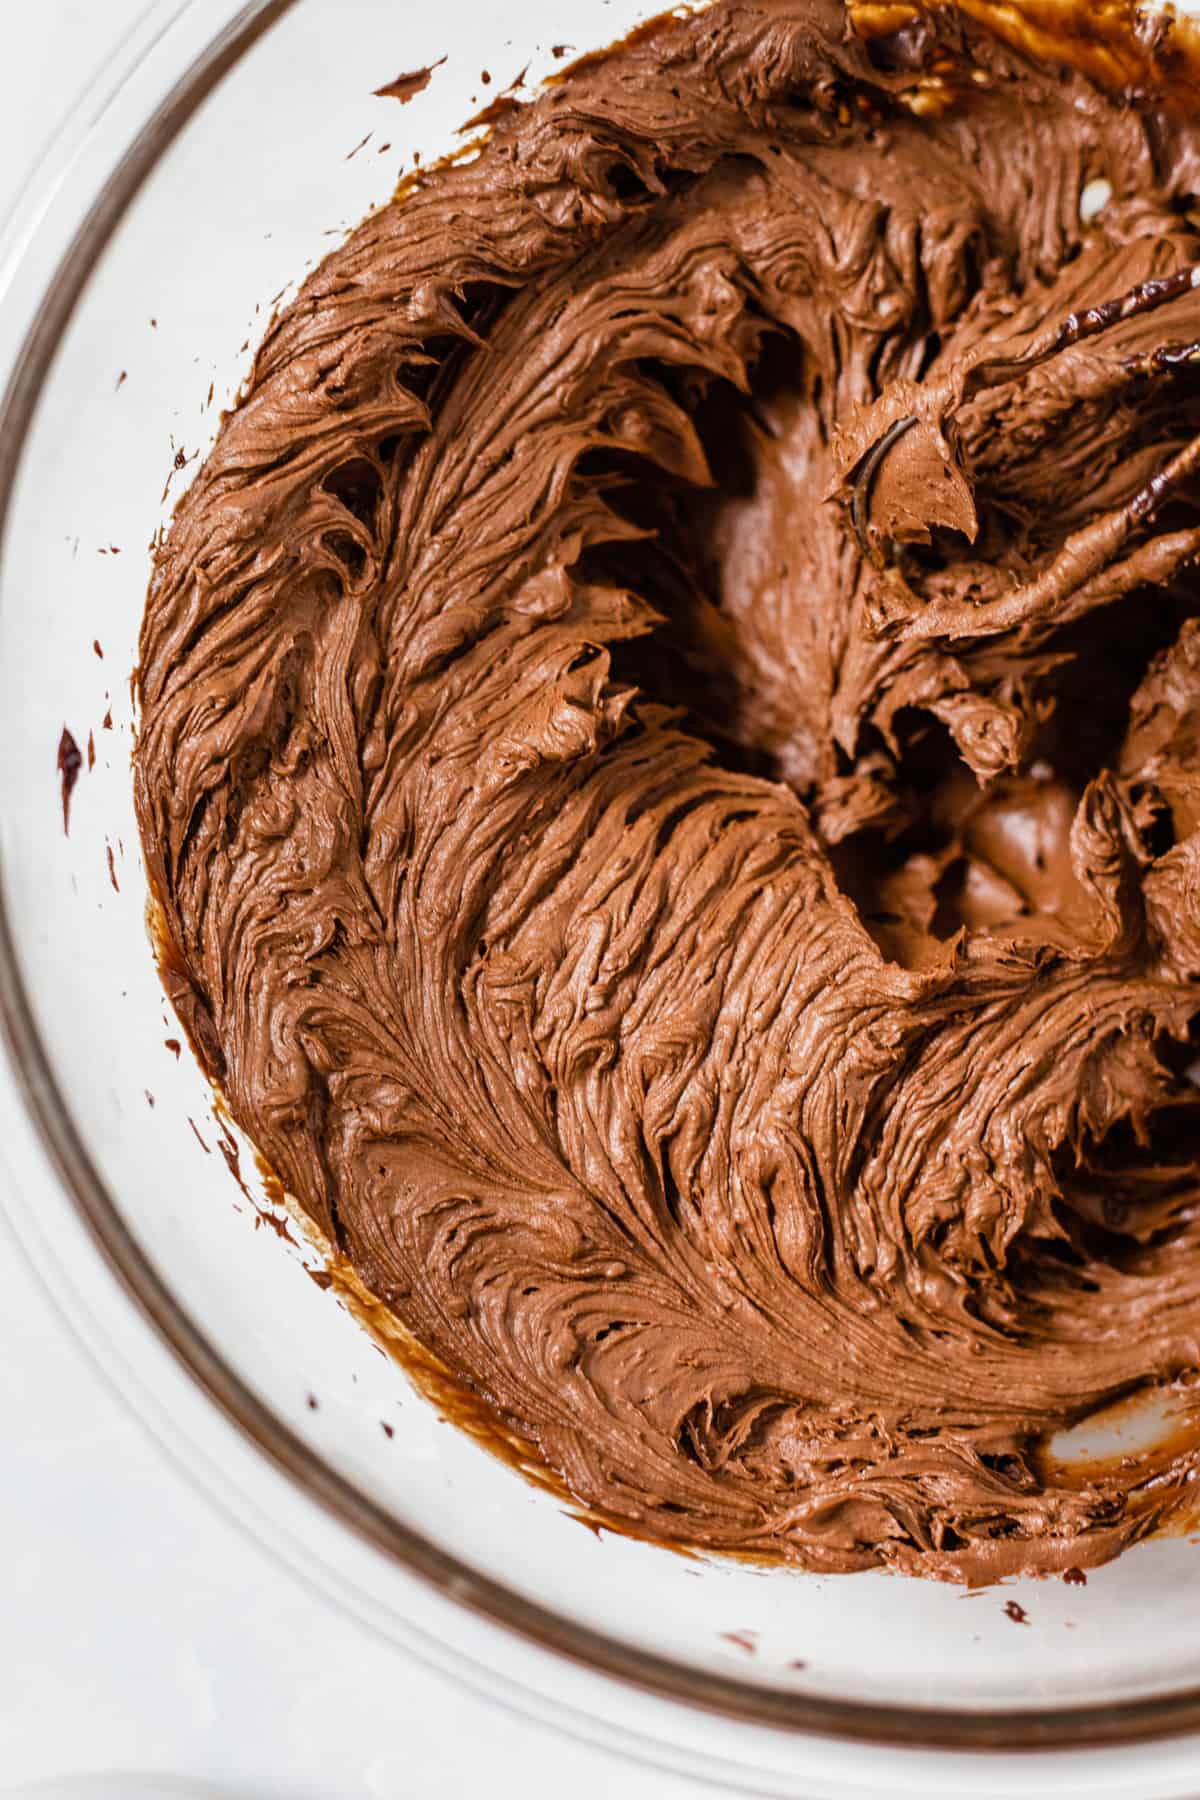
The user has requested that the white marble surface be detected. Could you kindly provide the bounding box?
[0,8,706,1796]
[0,1228,707,1800]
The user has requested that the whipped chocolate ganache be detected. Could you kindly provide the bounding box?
[137,0,1200,1580]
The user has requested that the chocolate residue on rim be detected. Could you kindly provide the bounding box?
[216,1124,250,1200]
[253,1206,297,1246]
[373,56,446,105]
[136,0,1200,1583]
[56,727,82,834]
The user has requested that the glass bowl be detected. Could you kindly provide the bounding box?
[4,3,1200,1793]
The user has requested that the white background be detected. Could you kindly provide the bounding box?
[12,10,1200,1800]
[0,8,707,1796]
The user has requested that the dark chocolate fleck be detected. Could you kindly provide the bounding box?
[56,727,82,834]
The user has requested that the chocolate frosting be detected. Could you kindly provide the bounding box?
[136,0,1200,1580]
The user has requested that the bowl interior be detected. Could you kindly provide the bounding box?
[5,0,1200,1733]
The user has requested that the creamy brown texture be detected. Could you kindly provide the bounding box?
[137,0,1200,1580]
